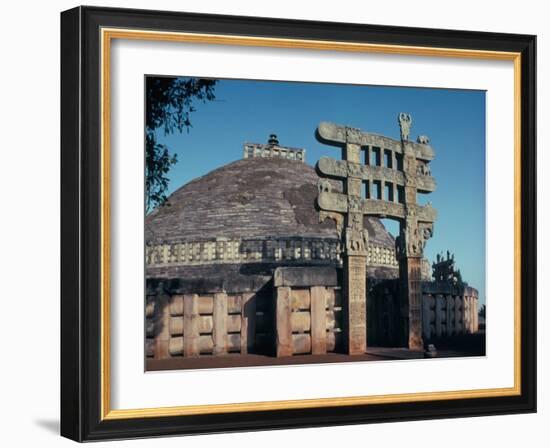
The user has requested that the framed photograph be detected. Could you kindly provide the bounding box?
[60,6,536,441]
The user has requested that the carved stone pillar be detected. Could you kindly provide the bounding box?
[343,142,368,355]
[396,118,433,351]
[397,199,425,348]
[399,255,423,350]
[342,255,366,354]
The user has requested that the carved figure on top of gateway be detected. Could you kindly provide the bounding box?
[398,112,412,141]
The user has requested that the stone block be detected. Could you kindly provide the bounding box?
[276,287,293,357]
[310,286,327,355]
[213,292,228,355]
[274,266,338,287]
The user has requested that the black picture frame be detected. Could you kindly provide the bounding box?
[61,5,536,442]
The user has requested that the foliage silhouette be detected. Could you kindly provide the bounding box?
[146,76,216,213]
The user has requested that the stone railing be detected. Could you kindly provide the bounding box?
[146,237,398,269]
[368,280,480,346]
[422,285,479,341]
[146,290,272,360]
[274,267,343,356]
[367,244,399,268]
[243,142,306,162]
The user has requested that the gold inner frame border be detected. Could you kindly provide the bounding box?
[99,27,522,421]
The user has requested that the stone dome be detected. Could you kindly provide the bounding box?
[145,157,394,247]
[145,155,398,280]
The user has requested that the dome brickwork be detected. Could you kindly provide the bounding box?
[145,155,398,279]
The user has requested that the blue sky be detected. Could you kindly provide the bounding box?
[154,78,486,305]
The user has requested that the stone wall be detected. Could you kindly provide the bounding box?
[146,266,479,360]
[273,267,343,356]
[422,284,479,340]
[146,279,273,360]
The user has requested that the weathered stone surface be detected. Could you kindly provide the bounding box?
[317,190,348,214]
[183,294,200,357]
[325,310,340,330]
[146,158,339,244]
[240,292,256,354]
[446,295,455,337]
[166,314,231,334]
[454,297,463,334]
[368,278,479,346]
[316,121,435,161]
[311,286,327,355]
[276,287,292,357]
[169,334,241,355]
[145,300,156,318]
[292,333,312,355]
[344,256,367,354]
[227,334,242,353]
[146,116,466,361]
[326,288,342,309]
[398,113,412,141]
[435,294,445,338]
[145,338,155,357]
[213,293,228,355]
[290,288,311,310]
[318,156,436,194]
[154,295,171,359]
[169,316,184,336]
[290,311,311,333]
[318,191,436,224]
[274,266,338,287]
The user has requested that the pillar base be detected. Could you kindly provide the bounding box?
[344,255,367,355]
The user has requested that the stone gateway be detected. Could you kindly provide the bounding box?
[315,114,437,351]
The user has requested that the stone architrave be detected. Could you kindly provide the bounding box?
[316,114,437,352]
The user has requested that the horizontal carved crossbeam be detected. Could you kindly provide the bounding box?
[316,121,435,161]
[317,190,437,222]
[317,156,436,193]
